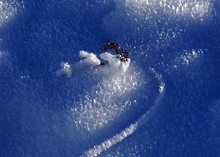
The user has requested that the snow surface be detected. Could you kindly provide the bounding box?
[0,0,219,157]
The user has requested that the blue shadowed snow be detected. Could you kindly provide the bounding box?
[0,0,220,157]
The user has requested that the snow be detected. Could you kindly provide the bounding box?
[124,0,213,19]
[0,0,219,157]
[56,51,131,78]
[0,0,22,27]
[56,61,72,77]
[99,52,131,72]
[69,51,144,133]
[82,122,139,157]
[78,50,101,67]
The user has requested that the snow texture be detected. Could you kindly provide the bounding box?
[0,0,219,157]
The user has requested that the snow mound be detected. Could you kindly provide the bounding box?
[100,52,131,72]
[56,62,72,77]
[79,50,101,66]
[70,64,143,133]
[62,51,145,134]
[56,51,131,77]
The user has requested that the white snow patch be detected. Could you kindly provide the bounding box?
[82,121,139,157]
[65,51,143,133]
[79,50,101,66]
[71,66,143,133]
[0,0,22,27]
[100,52,131,72]
[56,61,72,77]
[159,82,165,93]
[56,51,131,77]
[124,0,213,20]
[149,67,166,93]
[179,49,204,65]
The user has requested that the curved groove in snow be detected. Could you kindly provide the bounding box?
[81,67,165,157]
